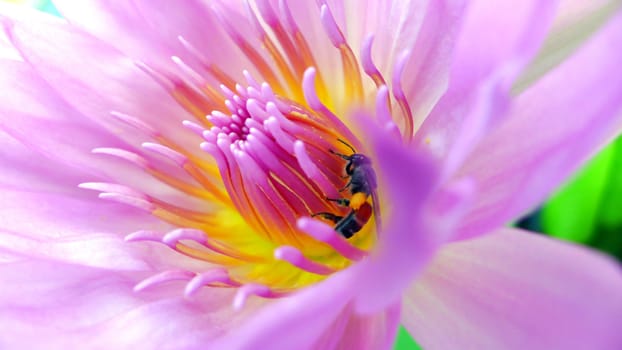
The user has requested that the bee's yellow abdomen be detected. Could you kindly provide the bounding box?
[349,192,368,210]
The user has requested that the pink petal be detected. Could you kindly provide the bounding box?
[0,110,202,209]
[0,131,91,193]
[0,58,80,119]
[0,230,149,271]
[553,0,617,30]
[515,0,622,90]
[350,113,446,315]
[0,108,124,182]
[358,0,434,72]
[51,0,175,68]
[4,13,201,152]
[0,59,207,202]
[132,0,250,79]
[315,1,465,127]
[213,268,356,350]
[456,11,622,239]
[281,1,339,67]
[0,25,18,60]
[0,188,160,238]
[0,185,225,275]
[53,0,253,81]
[451,0,558,91]
[0,59,157,185]
[415,0,558,175]
[402,228,622,349]
[400,0,466,128]
[0,259,238,349]
[0,188,190,271]
[313,301,402,350]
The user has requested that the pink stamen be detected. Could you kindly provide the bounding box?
[243,0,268,38]
[375,86,401,138]
[255,0,306,77]
[142,142,188,166]
[91,147,149,169]
[93,146,214,200]
[297,217,368,261]
[255,0,278,27]
[209,2,245,45]
[126,228,250,262]
[98,193,156,212]
[171,55,208,88]
[242,135,328,213]
[247,86,262,100]
[182,120,206,136]
[319,4,345,47]
[234,149,298,226]
[319,4,364,101]
[278,0,326,91]
[220,84,237,101]
[392,50,415,140]
[134,270,196,292]
[243,70,261,90]
[209,2,284,93]
[235,83,248,99]
[302,68,360,147]
[375,86,392,125]
[246,99,270,123]
[264,117,296,152]
[264,101,291,127]
[208,110,234,127]
[242,0,302,97]
[78,182,147,199]
[233,95,244,107]
[110,111,159,136]
[178,35,238,90]
[178,35,209,66]
[274,245,337,275]
[233,283,284,311]
[135,60,175,90]
[294,140,338,197]
[200,141,241,205]
[277,0,297,33]
[125,230,161,243]
[162,228,256,261]
[185,268,239,297]
[260,83,290,112]
[162,228,208,248]
[361,35,387,87]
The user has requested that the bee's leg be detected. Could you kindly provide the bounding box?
[326,197,350,207]
[338,178,352,192]
[329,149,350,161]
[311,212,343,224]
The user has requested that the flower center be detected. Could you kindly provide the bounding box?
[81,1,415,307]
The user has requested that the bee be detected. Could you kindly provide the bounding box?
[312,202,373,239]
[312,139,380,239]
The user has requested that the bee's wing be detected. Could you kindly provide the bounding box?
[364,165,382,233]
[371,188,382,234]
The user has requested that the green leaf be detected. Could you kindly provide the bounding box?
[540,139,615,242]
[394,326,422,350]
[541,134,622,259]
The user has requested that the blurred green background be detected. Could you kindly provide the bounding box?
[5,1,621,349]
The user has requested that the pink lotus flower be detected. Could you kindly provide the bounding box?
[1,0,622,349]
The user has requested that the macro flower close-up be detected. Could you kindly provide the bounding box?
[1,0,622,349]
